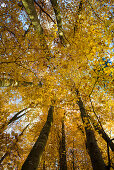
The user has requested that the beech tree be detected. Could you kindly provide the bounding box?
[0,0,113,169]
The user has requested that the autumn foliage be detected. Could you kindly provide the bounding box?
[0,0,113,169]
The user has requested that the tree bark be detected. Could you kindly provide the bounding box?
[74,0,83,34]
[22,0,52,60]
[0,78,33,87]
[76,89,107,170]
[22,0,43,34]
[72,139,75,170]
[0,108,27,133]
[50,0,64,44]
[90,116,114,152]
[21,106,54,170]
[0,124,29,163]
[59,118,67,170]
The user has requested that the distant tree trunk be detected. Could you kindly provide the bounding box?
[22,0,52,61]
[76,89,107,170]
[43,160,46,170]
[21,106,54,170]
[59,117,67,170]
[50,0,64,44]
[74,0,83,34]
[72,139,75,170]
[0,78,33,87]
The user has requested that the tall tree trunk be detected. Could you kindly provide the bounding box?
[72,138,75,170]
[59,117,67,170]
[90,116,114,151]
[75,89,107,170]
[50,0,64,44]
[22,0,52,61]
[43,160,46,170]
[74,0,83,34]
[21,106,54,170]
[22,0,43,34]
[0,108,27,133]
[0,78,34,87]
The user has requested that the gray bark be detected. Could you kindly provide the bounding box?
[50,0,64,44]
[59,118,67,170]
[0,78,33,87]
[22,0,52,60]
[21,106,54,170]
[22,0,43,34]
[0,108,27,133]
[90,116,114,151]
[76,89,107,170]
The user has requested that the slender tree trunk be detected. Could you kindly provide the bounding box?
[76,89,107,170]
[21,106,54,170]
[43,160,46,170]
[59,117,67,170]
[89,97,114,151]
[74,0,82,34]
[0,78,33,87]
[22,0,52,61]
[50,0,64,44]
[22,0,43,34]
[0,108,27,133]
[0,124,29,163]
[72,139,75,170]
[90,116,114,151]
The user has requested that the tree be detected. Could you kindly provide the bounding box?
[59,115,67,170]
[21,106,54,170]
[0,0,113,169]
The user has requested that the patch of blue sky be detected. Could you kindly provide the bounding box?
[9,96,22,105]
[18,10,29,31]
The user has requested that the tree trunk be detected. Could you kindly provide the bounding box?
[0,78,34,87]
[76,89,107,170]
[22,0,43,34]
[72,139,75,170]
[0,124,29,163]
[59,118,67,170]
[50,0,64,44]
[22,0,52,61]
[90,116,114,151]
[74,0,83,34]
[0,108,27,133]
[21,106,54,170]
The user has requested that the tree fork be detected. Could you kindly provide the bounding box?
[50,0,64,44]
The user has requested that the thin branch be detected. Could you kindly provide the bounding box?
[0,108,28,133]
[15,62,39,78]
[34,0,56,24]
[87,0,104,23]
[8,108,28,125]
[0,124,30,163]
[89,96,102,128]
[74,0,83,34]
[107,141,111,170]
[89,77,98,97]
[23,23,32,37]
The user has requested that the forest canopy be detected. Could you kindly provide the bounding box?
[0,0,114,169]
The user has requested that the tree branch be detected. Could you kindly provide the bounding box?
[34,0,56,24]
